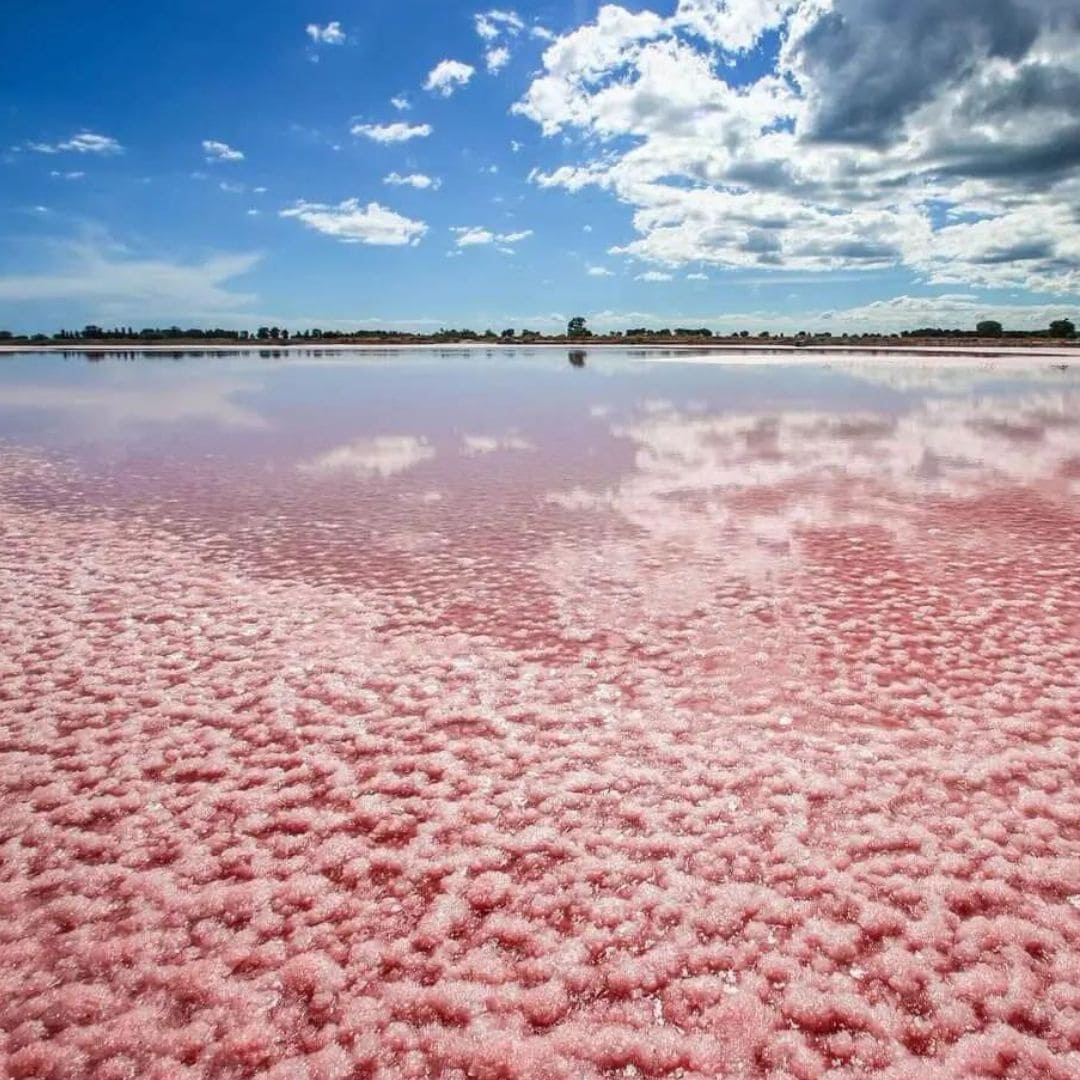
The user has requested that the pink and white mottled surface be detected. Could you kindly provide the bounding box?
[1,350,1078,1079]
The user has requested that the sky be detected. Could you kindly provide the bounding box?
[1,0,1078,335]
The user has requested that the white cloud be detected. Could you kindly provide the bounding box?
[49,170,85,180]
[513,2,1080,294]
[301,436,435,479]
[350,122,432,143]
[588,265,615,276]
[475,10,525,41]
[686,272,709,280]
[280,198,427,245]
[423,59,475,97]
[306,21,345,45]
[544,294,1080,335]
[476,12,528,76]
[390,95,411,111]
[452,227,496,247]
[451,226,533,248]
[202,139,244,162]
[486,46,511,73]
[219,181,245,194]
[674,0,794,54]
[29,132,122,155]
[384,172,441,190]
[0,232,259,317]
[637,270,674,281]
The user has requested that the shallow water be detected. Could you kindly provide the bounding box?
[1,349,1078,1078]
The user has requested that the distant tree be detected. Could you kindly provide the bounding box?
[739,330,750,338]
[256,327,270,340]
[269,326,280,340]
[501,328,515,338]
[976,319,1003,337]
[567,315,588,337]
[0,330,12,341]
[1049,318,1075,339]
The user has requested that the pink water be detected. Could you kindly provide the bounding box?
[1,350,1078,1078]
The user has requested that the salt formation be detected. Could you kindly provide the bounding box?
[1,377,1078,1078]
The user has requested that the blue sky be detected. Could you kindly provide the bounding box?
[1,1,1078,334]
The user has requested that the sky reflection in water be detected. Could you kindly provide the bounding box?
[0,348,1076,600]
[1,350,1078,1078]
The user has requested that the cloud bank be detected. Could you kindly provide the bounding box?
[516,0,1080,293]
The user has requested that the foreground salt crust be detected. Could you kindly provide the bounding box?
[0,421,1078,1078]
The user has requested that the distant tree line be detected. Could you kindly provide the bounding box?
[0,317,1074,345]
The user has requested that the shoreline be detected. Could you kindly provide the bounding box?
[1,341,1077,362]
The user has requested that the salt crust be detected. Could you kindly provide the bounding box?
[1,438,1078,1079]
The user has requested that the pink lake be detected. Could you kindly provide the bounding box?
[0,348,1078,1079]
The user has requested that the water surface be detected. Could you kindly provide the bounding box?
[1,349,1078,1078]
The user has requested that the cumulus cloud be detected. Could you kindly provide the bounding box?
[637,270,674,281]
[567,293,1080,335]
[451,226,533,248]
[280,199,427,245]
[390,95,411,111]
[474,9,524,41]
[306,21,345,45]
[588,266,615,276]
[384,172,441,190]
[485,46,511,73]
[514,1,1080,293]
[350,122,432,143]
[202,139,244,162]
[28,132,122,155]
[423,60,476,97]
[476,9,526,73]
